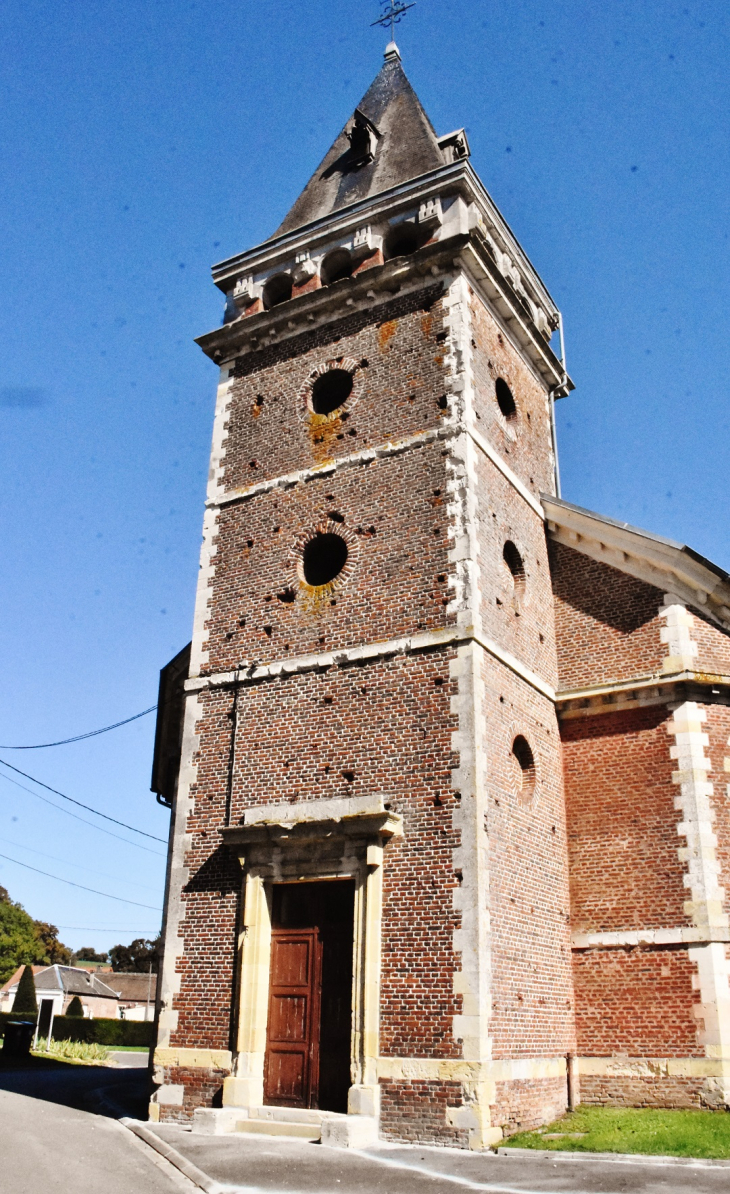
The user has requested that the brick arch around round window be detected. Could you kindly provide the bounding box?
[298,356,362,422]
[289,517,359,598]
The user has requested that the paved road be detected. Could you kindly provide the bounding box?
[3,1060,730,1194]
[151,1121,730,1194]
[108,1050,150,1068]
[0,1062,185,1194]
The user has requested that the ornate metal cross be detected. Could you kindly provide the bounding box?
[371,0,416,41]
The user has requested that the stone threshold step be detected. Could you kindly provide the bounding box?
[236,1119,321,1140]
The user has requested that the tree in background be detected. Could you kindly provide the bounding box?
[66,995,84,1017]
[35,921,72,966]
[0,886,73,983]
[109,936,161,973]
[73,947,108,963]
[11,964,38,1017]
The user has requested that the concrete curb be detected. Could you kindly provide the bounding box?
[498,1145,730,1169]
[121,1120,229,1194]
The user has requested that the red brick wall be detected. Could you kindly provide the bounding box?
[224,285,447,489]
[379,1080,468,1146]
[579,1074,704,1109]
[203,441,453,674]
[475,458,558,687]
[573,946,701,1056]
[469,289,555,499]
[158,1066,229,1124]
[688,610,730,676]
[483,656,574,1060]
[562,706,689,932]
[701,703,730,920]
[492,1078,567,1135]
[549,542,665,689]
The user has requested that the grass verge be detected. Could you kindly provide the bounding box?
[503,1105,730,1159]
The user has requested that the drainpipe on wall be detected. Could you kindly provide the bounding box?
[548,311,567,500]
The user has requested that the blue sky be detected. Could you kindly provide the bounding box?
[0,0,727,954]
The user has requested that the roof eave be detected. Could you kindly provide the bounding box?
[543,494,730,630]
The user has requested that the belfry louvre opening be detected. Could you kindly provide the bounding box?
[302,533,348,586]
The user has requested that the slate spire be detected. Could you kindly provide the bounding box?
[273,48,446,237]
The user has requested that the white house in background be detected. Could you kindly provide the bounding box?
[0,964,159,1019]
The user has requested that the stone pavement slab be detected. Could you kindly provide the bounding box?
[147,1121,730,1194]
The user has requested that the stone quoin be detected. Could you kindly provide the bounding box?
[149,45,730,1146]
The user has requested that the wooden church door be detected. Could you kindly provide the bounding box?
[263,881,354,1112]
[264,927,321,1107]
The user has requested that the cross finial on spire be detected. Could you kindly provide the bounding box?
[371,0,416,51]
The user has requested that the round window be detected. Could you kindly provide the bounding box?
[310,370,354,416]
[301,533,349,587]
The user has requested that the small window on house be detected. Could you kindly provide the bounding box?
[512,735,536,802]
[302,533,348,586]
[311,369,354,416]
[383,221,425,260]
[262,273,293,310]
[495,377,517,420]
[321,248,354,286]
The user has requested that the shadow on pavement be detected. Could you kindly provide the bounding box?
[0,1057,150,1120]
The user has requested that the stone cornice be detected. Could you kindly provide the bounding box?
[557,671,730,718]
[572,927,730,950]
[185,624,556,703]
[211,161,559,320]
[205,423,544,522]
[197,232,568,395]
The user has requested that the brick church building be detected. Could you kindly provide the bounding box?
[150,47,730,1147]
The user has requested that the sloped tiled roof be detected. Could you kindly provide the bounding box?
[273,51,446,238]
[101,971,158,1002]
[0,964,45,995]
[34,965,119,999]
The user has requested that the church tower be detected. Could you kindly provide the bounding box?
[152,46,576,1147]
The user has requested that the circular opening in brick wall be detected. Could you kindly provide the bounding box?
[302,533,349,586]
[262,273,293,310]
[512,735,536,802]
[321,248,354,286]
[495,377,517,421]
[311,369,354,416]
[383,221,426,260]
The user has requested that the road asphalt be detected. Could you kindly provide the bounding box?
[0,1061,186,1194]
[2,1058,730,1194]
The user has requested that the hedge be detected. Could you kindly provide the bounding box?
[50,1016,154,1047]
[0,1012,154,1048]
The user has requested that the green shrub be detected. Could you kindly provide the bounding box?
[66,996,84,1017]
[50,1015,154,1047]
[11,965,37,1017]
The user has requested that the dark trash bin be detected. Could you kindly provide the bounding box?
[2,1019,36,1060]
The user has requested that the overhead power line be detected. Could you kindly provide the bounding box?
[0,704,157,749]
[0,850,163,910]
[57,925,159,932]
[0,835,164,893]
[0,770,166,857]
[0,756,167,842]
